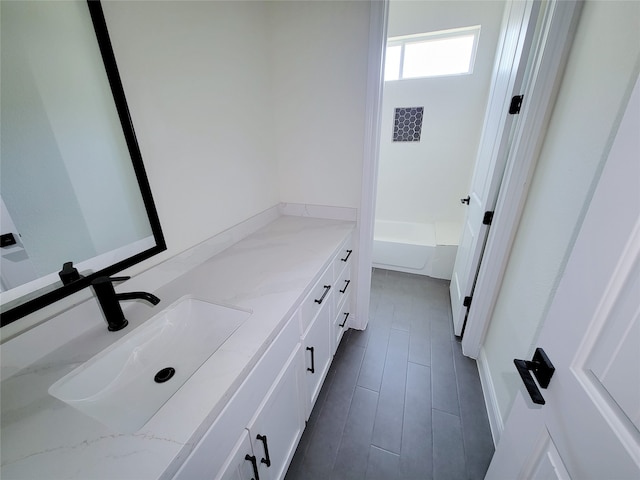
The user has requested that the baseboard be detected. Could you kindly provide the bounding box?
[477,347,504,446]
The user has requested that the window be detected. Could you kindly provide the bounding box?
[385,25,481,81]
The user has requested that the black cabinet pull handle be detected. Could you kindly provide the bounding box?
[461,196,470,205]
[245,454,260,480]
[256,434,271,467]
[306,346,315,373]
[514,348,555,405]
[341,249,353,262]
[339,279,350,294]
[314,285,331,304]
[339,312,349,328]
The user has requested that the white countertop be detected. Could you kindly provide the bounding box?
[0,215,354,479]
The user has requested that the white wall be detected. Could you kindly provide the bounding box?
[375,0,505,230]
[269,1,371,209]
[102,0,372,272]
[481,0,640,426]
[102,0,280,267]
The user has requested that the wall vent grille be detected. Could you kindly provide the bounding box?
[393,106,424,142]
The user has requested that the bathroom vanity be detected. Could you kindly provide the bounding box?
[0,214,356,479]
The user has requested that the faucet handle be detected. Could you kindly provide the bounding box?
[108,276,130,283]
[91,276,130,285]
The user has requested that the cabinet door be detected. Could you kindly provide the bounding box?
[216,430,256,480]
[301,301,332,417]
[247,344,305,480]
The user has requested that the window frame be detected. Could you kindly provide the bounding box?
[385,25,481,81]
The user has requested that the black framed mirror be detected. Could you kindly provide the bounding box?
[0,0,166,326]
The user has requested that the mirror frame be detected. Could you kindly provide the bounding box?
[0,0,166,327]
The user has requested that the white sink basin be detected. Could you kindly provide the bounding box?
[48,296,251,433]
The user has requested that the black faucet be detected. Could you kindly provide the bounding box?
[91,276,160,331]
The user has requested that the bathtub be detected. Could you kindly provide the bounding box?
[372,220,460,280]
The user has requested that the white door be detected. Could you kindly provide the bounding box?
[450,0,540,336]
[486,73,640,479]
[247,344,305,480]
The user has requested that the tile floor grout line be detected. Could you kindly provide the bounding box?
[431,406,463,418]
[356,384,381,395]
[369,443,401,457]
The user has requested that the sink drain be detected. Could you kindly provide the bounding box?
[154,367,176,383]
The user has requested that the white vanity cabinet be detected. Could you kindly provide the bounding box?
[300,265,333,419]
[217,431,254,480]
[173,313,304,480]
[173,231,356,480]
[332,236,354,354]
[218,345,305,480]
[333,293,352,355]
[245,344,305,480]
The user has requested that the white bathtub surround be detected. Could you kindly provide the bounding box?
[372,220,460,280]
[0,215,354,479]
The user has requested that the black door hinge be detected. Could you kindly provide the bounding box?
[483,211,494,225]
[463,296,472,308]
[509,95,524,114]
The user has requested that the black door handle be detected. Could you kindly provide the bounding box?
[341,249,353,262]
[339,279,350,294]
[0,233,17,247]
[245,454,260,480]
[461,196,470,205]
[339,312,349,328]
[256,434,271,467]
[514,348,555,405]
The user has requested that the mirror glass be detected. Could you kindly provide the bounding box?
[0,0,166,325]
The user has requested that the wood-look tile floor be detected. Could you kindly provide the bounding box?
[285,268,494,480]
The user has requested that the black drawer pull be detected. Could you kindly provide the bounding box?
[340,249,353,262]
[306,346,315,373]
[256,434,271,467]
[245,454,260,480]
[339,312,349,328]
[339,279,350,294]
[314,285,331,304]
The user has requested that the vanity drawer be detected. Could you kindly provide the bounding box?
[332,291,352,354]
[333,235,354,281]
[334,262,352,312]
[300,265,333,335]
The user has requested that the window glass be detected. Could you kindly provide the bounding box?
[403,34,475,78]
[385,45,402,81]
[385,26,480,81]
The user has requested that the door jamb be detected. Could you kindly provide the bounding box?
[356,0,582,362]
[354,0,388,331]
[462,0,583,358]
